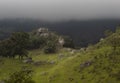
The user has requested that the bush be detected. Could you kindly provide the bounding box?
[44,41,57,53]
[29,36,46,49]
[4,69,35,83]
[63,36,74,48]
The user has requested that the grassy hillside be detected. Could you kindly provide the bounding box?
[0,29,120,83]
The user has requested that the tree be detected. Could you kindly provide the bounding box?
[0,32,30,59]
[0,39,14,57]
[63,36,74,48]
[29,36,46,49]
[10,32,30,59]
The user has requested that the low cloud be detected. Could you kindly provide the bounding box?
[0,0,120,21]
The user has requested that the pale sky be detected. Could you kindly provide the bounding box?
[0,0,120,21]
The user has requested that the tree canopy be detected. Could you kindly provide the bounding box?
[0,32,30,59]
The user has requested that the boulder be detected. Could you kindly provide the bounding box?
[50,60,55,64]
[33,61,42,66]
[23,57,33,64]
[80,48,86,52]
[33,61,47,66]
[80,61,92,68]
[70,50,75,55]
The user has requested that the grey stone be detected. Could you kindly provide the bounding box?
[70,50,76,55]
[23,57,33,63]
[80,61,92,68]
[50,61,55,64]
[33,61,47,66]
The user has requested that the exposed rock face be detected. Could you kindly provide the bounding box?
[37,28,49,37]
[58,37,65,47]
[35,27,65,47]
[38,28,48,33]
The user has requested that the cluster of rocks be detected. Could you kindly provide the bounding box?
[79,48,86,53]
[80,60,93,68]
[23,57,57,66]
[66,48,78,55]
[36,28,65,47]
[57,49,77,60]
[33,61,48,66]
[70,50,76,55]
[37,28,49,37]
[49,60,56,64]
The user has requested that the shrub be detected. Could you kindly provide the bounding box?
[4,69,35,83]
[63,36,74,48]
[44,41,57,53]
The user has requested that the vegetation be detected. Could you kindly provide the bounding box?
[63,36,74,48]
[0,32,29,59]
[0,27,120,83]
[106,27,120,51]
[4,69,35,83]
[44,41,57,53]
[29,36,46,49]
[0,19,118,47]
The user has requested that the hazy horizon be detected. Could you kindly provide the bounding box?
[0,0,120,22]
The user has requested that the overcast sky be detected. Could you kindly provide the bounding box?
[0,0,120,21]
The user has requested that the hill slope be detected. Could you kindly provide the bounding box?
[0,28,120,83]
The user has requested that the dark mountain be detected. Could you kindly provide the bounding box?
[0,18,120,47]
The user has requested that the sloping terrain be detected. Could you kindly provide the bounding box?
[0,30,120,83]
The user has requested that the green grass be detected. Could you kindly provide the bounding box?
[0,45,120,83]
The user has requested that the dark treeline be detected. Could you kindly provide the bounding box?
[0,19,120,47]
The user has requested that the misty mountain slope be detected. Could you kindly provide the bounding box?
[0,19,119,46]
